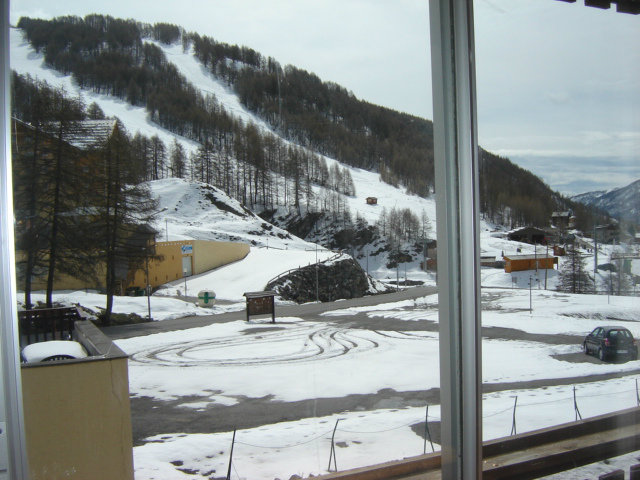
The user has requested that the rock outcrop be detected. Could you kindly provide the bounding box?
[266,257,375,303]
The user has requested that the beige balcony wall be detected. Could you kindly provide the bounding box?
[21,322,134,480]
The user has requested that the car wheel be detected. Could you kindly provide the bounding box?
[598,348,606,361]
[583,342,589,355]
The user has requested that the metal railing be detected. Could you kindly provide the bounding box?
[264,251,343,289]
[18,307,81,349]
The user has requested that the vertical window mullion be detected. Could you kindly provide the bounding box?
[429,0,482,478]
[0,0,30,477]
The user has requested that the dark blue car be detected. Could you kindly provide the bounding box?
[583,326,638,361]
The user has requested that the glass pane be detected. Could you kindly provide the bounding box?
[475,0,639,477]
[9,2,439,478]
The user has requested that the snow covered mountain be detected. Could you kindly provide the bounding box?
[148,178,303,249]
[572,179,640,223]
[10,20,598,293]
[10,25,439,286]
[10,27,436,250]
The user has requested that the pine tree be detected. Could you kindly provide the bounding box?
[169,138,186,178]
[12,75,55,308]
[95,120,158,324]
[87,102,106,120]
[150,135,166,180]
[44,89,86,307]
[558,246,594,294]
[420,209,432,240]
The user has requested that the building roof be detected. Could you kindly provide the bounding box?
[15,117,117,150]
[508,226,548,235]
[503,254,554,260]
[59,119,117,150]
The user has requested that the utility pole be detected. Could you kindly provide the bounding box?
[545,243,548,290]
[366,249,369,275]
[145,252,152,320]
[424,238,427,272]
[594,223,598,281]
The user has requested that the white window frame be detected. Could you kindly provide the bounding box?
[430,1,482,478]
[0,0,30,478]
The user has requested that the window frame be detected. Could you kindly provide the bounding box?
[429,1,482,478]
[0,0,30,478]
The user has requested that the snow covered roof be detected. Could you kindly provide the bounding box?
[503,254,554,261]
[14,117,117,151]
[60,119,117,150]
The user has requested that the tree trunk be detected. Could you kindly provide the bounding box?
[45,124,65,307]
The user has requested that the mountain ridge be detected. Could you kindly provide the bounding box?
[571,179,640,223]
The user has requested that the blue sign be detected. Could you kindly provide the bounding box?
[181,244,193,254]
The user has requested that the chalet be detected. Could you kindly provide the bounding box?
[507,226,548,245]
[366,197,378,205]
[553,245,566,256]
[503,254,556,273]
[12,117,117,191]
[595,223,621,244]
[12,117,117,151]
[551,211,573,229]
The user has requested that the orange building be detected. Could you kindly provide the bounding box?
[503,254,556,273]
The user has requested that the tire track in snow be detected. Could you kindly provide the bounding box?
[129,324,389,367]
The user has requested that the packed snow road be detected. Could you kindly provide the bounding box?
[102,285,437,340]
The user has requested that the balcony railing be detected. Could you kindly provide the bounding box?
[18,306,81,349]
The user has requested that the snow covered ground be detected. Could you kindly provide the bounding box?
[116,288,640,480]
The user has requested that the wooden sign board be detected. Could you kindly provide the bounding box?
[243,291,276,323]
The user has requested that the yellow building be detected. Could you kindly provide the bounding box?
[127,240,250,290]
[18,240,249,293]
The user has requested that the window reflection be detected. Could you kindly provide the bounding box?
[476,0,639,477]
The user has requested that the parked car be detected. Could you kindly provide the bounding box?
[583,326,638,361]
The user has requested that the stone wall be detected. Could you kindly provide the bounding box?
[266,257,371,303]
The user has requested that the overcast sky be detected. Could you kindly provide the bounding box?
[9,0,640,195]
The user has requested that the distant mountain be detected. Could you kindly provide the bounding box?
[571,190,607,206]
[572,179,640,223]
